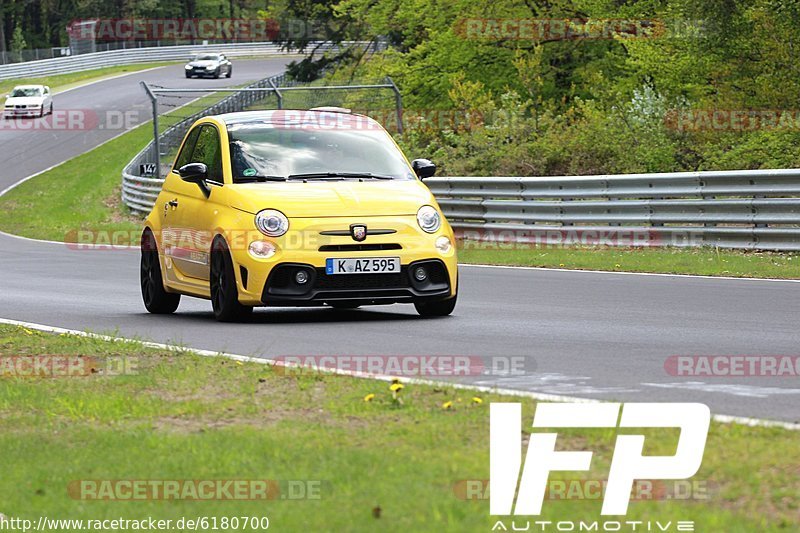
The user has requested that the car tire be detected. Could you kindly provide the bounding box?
[140,231,181,314]
[185,72,191,78]
[226,66,232,78]
[49,102,53,115]
[213,68,220,79]
[414,294,457,317]
[210,239,253,322]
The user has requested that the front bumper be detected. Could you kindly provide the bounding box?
[186,68,217,76]
[3,108,40,118]
[260,259,452,306]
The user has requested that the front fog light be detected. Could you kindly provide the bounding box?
[295,271,309,284]
[435,236,452,253]
[413,266,427,281]
[248,240,276,259]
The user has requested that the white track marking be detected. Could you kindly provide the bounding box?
[1,316,797,431]
[461,263,800,283]
[52,65,170,96]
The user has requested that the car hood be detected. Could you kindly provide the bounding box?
[188,60,218,67]
[228,180,436,218]
[4,96,44,106]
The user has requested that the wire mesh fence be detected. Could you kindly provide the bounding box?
[122,73,403,213]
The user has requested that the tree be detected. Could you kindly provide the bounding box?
[10,23,25,53]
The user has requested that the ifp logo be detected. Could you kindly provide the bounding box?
[490,402,710,516]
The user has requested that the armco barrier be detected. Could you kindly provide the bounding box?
[425,170,800,251]
[0,41,352,81]
[124,160,800,250]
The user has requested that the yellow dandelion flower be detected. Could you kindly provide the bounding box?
[559,263,565,267]
[442,401,453,410]
[23,328,33,335]
[472,396,483,404]
[363,393,375,402]
[235,361,244,366]
[390,383,404,392]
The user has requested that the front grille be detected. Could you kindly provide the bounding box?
[314,267,409,290]
[261,260,450,304]
[318,243,402,252]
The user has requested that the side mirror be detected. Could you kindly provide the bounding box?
[412,158,436,179]
[178,163,210,195]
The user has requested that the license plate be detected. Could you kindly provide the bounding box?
[326,257,401,275]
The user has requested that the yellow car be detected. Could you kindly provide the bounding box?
[140,109,458,321]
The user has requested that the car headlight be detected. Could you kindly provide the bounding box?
[206,65,216,70]
[185,65,192,69]
[417,205,441,233]
[255,209,289,237]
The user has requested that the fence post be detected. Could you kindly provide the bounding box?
[269,78,283,109]
[386,76,403,134]
[140,82,161,178]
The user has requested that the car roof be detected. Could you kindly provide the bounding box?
[215,110,381,129]
[12,85,45,90]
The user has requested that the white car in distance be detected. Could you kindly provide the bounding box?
[3,85,53,118]
[184,53,233,79]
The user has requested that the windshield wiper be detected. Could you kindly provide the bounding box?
[286,172,395,181]
[234,175,287,183]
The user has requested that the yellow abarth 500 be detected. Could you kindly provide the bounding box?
[140,108,458,321]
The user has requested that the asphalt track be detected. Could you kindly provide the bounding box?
[0,58,293,191]
[0,59,798,424]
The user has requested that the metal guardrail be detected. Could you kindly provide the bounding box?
[126,154,800,250]
[425,170,800,251]
[0,41,351,81]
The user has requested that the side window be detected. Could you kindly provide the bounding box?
[174,127,201,170]
[191,125,223,182]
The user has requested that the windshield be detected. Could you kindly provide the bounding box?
[227,120,415,182]
[194,55,219,61]
[10,87,42,98]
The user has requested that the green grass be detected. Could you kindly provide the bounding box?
[459,245,800,279]
[0,325,796,531]
[0,124,147,241]
[0,62,177,97]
